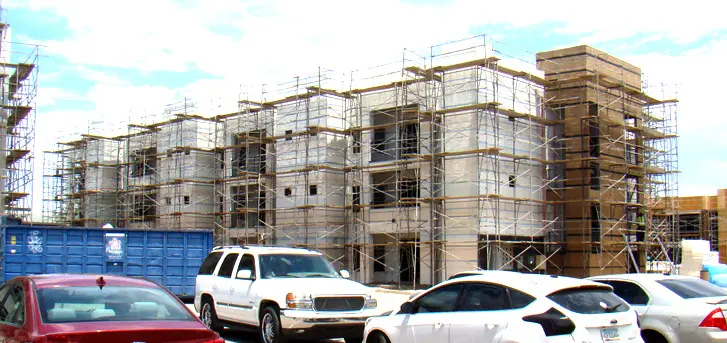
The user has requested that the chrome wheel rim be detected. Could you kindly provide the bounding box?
[262,313,275,343]
[201,303,212,328]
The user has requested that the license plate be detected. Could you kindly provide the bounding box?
[601,328,620,341]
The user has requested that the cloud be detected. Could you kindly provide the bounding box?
[17,0,727,220]
[35,87,83,107]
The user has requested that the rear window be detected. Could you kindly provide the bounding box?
[657,278,727,299]
[547,288,629,314]
[198,251,223,275]
[36,286,195,323]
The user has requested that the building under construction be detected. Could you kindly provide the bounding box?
[42,37,679,286]
[1,2,38,223]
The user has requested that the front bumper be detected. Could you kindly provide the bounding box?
[278,309,378,339]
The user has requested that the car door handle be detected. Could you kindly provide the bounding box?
[434,323,444,328]
[230,287,235,291]
[212,284,217,289]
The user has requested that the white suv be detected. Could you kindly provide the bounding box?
[194,245,379,343]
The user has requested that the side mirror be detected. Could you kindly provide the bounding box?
[339,270,350,279]
[236,269,254,280]
[399,301,415,314]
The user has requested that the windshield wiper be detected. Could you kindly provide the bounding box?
[605,303,623,313]
[303,273,335,278]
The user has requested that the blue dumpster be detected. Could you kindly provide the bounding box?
[1,225,213,297]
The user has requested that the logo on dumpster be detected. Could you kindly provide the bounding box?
[105,233,125,261]
[27,231,43,254]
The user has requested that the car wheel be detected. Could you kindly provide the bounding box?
[366,332,390,343]
[200,297,222,332]
[260,306,286,343]
[641,330,667,343]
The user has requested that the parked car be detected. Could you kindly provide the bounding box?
[194,245,381,343]
[589,273,727,343]
[0,273,223,343]
[364,270,643,343]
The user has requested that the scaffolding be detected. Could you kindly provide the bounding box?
[536,45,680,277]
[1,4,38,222]
[41,35,680,286]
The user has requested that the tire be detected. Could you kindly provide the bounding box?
[366,332,390,343]
[641,330,667,343]
[260,306,286,343]
[345,336,364,343]
[200,297,222,332]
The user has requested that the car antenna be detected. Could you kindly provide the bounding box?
[96,276,107,290]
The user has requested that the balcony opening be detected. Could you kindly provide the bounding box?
[371,170,420,208]
[130,147,157,178]
[232,131,266,176]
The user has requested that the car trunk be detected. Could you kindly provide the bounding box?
[546,285,638,343]
[696,296,727,307]
[40,321,219,343]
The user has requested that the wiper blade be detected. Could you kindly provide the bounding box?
[605,303,623,313]
[303,273,334,278]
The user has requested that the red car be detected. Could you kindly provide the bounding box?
[0,274,224,343]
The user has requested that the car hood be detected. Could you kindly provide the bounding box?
[257,277,373,297]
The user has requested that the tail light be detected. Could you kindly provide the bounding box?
[700,308,727,331]
[202,339,225,343]
[45,334,77,343]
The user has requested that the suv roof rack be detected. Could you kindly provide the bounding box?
[211,244,316,252]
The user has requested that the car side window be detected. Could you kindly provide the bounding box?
[237,254,256,278]
[459,283,509,311]
[217,253,240,278]
[414,283,464,314]
[199,251,224,275]
[604,280,650,305]
[0,284,24,326]
[509,288,536,309]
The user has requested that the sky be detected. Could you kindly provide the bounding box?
[4,0,726,221]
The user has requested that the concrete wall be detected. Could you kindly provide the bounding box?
[158,152,216,183]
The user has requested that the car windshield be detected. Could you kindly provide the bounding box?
[36,286,196,323]
[657,278,727,299]
[547,287,629,314]
[259,253,340,279]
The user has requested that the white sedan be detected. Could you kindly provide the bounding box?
[589,273,727,343]
[364,271,642,343]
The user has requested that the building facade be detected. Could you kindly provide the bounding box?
[43,41,679,286]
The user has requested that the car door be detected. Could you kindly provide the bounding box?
[228,253,257,324]
[450,283,532,342]
[213,252,240,320]
[0,283,29,343]
[401,283,465,343]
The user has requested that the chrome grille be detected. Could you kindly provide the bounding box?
[313,296,365,312]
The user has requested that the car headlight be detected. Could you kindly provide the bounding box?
[365,295,377,309]
[286,292,313,310]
